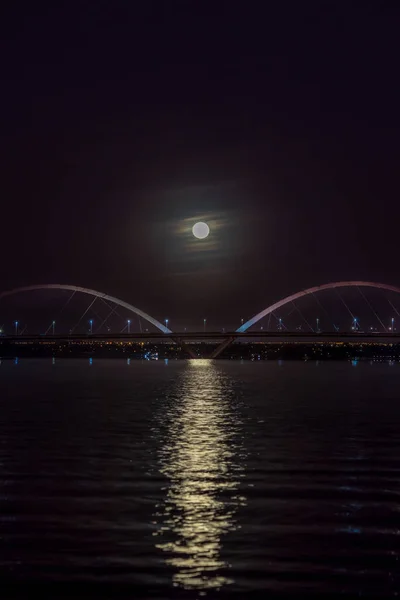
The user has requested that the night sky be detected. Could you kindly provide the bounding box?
[1,2,399,328]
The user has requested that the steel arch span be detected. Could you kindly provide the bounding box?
[236,281,400,333]
[0,284,172,334]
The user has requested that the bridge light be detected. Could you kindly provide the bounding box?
[89,319,93,334]
[165,318,169,329]
[127,319,131,334]
[14,321,18,335]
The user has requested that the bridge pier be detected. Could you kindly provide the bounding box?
[171,337,198,359]
[210,336,236,359]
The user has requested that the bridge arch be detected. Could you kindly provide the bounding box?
[0,284,172,334]
[237,281,400,333]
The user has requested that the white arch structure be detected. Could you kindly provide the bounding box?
[236,281,400,333]
[0,284,172,334]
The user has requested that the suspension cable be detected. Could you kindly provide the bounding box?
[271,312,287,330]
[44,290,76,335]
[311,291,338,331]
[386,296,400,320]
[91,306,108,326]
[335,288,355,323]
[291,301,315,332]
[59,290,76,316]
[100,297,124,320]
[96,304,120,333]
[70,296,98,333]
[357,286,387,332]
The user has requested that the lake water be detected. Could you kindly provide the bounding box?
[0,358,400,598]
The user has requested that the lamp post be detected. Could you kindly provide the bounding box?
[52,321,55,335]
[203,318,206,332]
[15,321,18,335]
[165,318,169,330]
[89,319,93,335]
[127,319,131,334]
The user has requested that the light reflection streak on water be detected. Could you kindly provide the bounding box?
[154,359,245,590]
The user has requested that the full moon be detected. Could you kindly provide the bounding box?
[192,222,210,239]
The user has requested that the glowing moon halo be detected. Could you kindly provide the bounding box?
[192,222,210,239]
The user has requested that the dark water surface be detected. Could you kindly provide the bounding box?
[0,358,400,598]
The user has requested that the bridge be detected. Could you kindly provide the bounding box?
[1,281,400,358]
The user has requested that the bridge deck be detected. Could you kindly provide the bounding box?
[1,331,400,342]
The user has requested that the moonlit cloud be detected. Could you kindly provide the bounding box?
[148,182,251,282]
[174,212,229,255]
